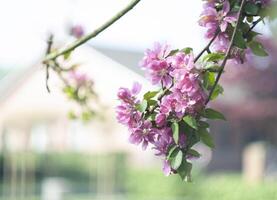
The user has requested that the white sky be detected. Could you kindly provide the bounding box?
[0,0,207,68]
[0,0,269,68]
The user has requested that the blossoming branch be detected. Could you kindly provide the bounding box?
[116,0,272,181]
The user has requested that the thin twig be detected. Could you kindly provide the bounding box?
[45,34,54,92]
[44,0,141,62]
[205,0,246,105]
[244,17,263,37]
[194,29,220,63]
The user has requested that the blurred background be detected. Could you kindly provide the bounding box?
[0,0,277,200]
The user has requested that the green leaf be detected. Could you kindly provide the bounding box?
[167,145,178,160]
[203,53,225,62]
[203,72,216,89]
[188,149,201,158]
[171,122,179,144]
[177,160,192,182]
[136,100,148,112]
[82,111,93,122]
[248,41,268,57]
[246,31,261,42]
[148,99,157,106]
[143,91,159,100]
[244,2,259,15]
[199,128,215,148]
[199,121,210,129]
[181,47,193,54]
[234,30,247,49]
[202,108,226,120]
[183,116,198,130]
[147,113,157,121]
[230,0,240,12]
[63,51,72,60]
[181,121,200,148]
[210,84,224,100]
[168,49,179,57]
[247,16,253,23]
[63,86,76,99]
[169,149,183,170]
[68,111,77,119]
[204,64,221,72]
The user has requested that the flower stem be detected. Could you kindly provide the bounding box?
[205,0,246,105]
[194,29,220,63]
[43,0,141,62]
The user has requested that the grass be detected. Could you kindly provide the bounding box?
[125,168,277,200]
[1,169,277,200]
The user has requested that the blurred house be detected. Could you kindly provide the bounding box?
[0,46,151,154]
[207,38,277,171]
[0,46,155,199]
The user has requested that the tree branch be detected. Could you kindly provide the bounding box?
[194,29,220,63]
[205,0,246,105]
[45,34,54,92]
[43,0,141,62]
[244,17,263,37]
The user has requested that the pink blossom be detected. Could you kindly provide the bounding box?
[199,1,237,38]
[153,127,173,156]
[116,82,142,128]
[69,70,88,87]
[162,160,172,176]
[155,113,167,127]
[70,25,85,38]
[140,42,173,87]
[213,32,229,53]
[129,120,157,150]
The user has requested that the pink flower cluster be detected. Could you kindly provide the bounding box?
[116,43,206,175]
[69,70,89,87]
[198,0,271,63]
[199,0,239,59]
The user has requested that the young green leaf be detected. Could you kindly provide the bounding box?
[143,91,159,100]
[166,145,177,159]
[204,64,221,72]
[183,116,198,130]
[177,160,192,182]
[234,30,247,49]
[136,99,148,112]
[63,51,72,60]
[203,72,216,89]
[199,121,210,129]
[246,31,260,42]
[171,122,179,144]
[210,84,224,100]
[169,149,183,170]
[202,108,226,120]
[188,149,201,158]
[203,53,225,62]
[199,128,215,148]
[181,47,193,54]
[148,99,157,106]
[248,41,268,57]
[244,2,259,15]
[168,49,179,57]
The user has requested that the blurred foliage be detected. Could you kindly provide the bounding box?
[0,152,126,195]
[0,153,276,200]
[126,168,277,200]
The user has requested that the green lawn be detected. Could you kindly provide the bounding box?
[1,169,277,200]
[125,169,277,200]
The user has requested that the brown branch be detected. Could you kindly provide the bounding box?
[205,0,246,105]
[194,29,220,63]
[244,17,263,37]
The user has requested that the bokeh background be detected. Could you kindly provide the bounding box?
[0,0,277,200]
